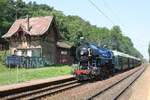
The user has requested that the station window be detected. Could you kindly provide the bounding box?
[61,51,67,55]
[16,48,41,57]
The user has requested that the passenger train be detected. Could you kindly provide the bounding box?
[73,43,141,80]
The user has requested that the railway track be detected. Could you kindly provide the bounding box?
[0,66,145,100]
[0,77,82,100]
[87,66,145,100]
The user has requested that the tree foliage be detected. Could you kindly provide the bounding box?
[0,0,142,58]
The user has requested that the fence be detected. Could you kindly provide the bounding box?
[6,56,49,68]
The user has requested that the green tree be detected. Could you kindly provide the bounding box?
[110,26,122,50]
[0,0,143,58]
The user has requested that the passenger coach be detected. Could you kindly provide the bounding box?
[112,50,141,72]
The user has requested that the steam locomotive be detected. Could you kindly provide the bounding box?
[73,43,141,81]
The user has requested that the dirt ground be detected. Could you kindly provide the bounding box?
[119,64,150,100]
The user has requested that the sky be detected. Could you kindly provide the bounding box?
[24,0,150,60]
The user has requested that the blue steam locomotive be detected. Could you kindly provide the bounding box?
[73,43,141,80]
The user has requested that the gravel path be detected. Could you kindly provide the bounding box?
[118,64,150,100]
[45,66,143,100]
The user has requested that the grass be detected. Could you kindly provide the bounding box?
[0,65,73,85]
[0,51,73,85]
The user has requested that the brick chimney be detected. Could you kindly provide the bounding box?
[26,15,29,31]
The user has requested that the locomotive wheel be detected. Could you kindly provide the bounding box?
[100,66,109,79]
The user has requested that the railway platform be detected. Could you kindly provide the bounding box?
[0,75,73,93]
[118,64,150,100]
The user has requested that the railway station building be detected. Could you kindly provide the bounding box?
[2,16,73,67]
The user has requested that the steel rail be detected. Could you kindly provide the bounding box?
[1,77,84,100]
[87,66,145,100]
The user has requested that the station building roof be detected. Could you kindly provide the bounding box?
[2,16,54,38]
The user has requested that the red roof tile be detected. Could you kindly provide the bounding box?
[2,16,53,38]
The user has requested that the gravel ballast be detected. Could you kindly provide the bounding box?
[45,66,143,100]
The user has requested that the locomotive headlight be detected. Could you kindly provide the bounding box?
[80,50,84,55]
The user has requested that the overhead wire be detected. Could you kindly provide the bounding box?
[88,0,115,26]
[101,0,133,36]
[101,0,125,28]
